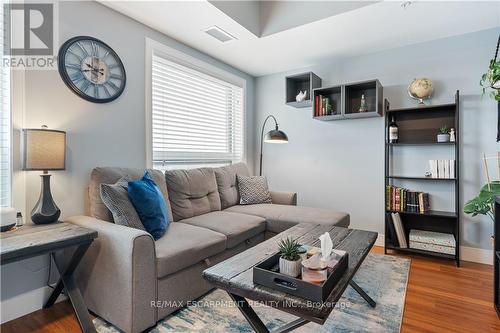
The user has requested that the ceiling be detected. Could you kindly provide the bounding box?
[99,1,500,77]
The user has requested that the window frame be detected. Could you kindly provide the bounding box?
[145,38,246,169]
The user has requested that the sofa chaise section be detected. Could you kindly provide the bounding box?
[225,203,350,234]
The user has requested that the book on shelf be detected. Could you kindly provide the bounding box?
[391,212,407,248]
[314,96,319,117]
[386,185,430,213]
[429,159,455,179]
[386,213,400,247]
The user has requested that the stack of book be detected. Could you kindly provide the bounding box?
[387,212,407,248]
[314,95,334,117]
[428,160,455,179]
[386,185,430,213]
[409,229,456,255]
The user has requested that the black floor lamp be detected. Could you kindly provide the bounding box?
[259,115,288,176]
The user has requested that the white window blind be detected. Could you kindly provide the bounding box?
[151,53,244,170]
[0,4,11,207]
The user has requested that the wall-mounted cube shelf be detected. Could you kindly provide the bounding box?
[313,79,383,120]
[285,72,322,108]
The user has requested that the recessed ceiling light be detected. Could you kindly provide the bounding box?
[204,26,237,43]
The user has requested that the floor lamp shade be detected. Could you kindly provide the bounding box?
[22,128,66,224]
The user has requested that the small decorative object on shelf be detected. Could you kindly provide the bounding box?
[424,171,432,178]
[359,94,368,112]
[408,78,434,105]
[277,237,302,277]
[295,90,307,103]
[449,128,456,142]
[388,116,398,143]
[437,125,450,142]
[16,212,23,227]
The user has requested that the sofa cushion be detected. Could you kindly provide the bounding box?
[128,172,170,240]
[165,168,221,221]
[89,167,173,223]
[225,204,350,234]
[179,211,266,249]
[100,177,145,231]
[237,175,272,205]
[155,223,226,278]
[213,163,250,209]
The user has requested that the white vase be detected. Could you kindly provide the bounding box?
[279,257,302,277]
[437,134,450,142]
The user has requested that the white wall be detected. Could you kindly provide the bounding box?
[1,0,255,323]
[255,28,500,252]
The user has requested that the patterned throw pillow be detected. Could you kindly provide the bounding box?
[237,175,272,205]
[100,177,146,231]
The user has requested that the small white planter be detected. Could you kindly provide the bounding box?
[279,257,302,277]
[437,134,450,142]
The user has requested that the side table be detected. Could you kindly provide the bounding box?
[0,222,98,333]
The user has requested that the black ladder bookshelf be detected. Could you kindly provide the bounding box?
[384,91,460,267]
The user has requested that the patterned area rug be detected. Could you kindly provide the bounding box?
[94,253,410,333]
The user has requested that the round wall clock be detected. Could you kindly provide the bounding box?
[58,36,126,103]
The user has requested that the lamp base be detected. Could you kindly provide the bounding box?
[31,173,60,224]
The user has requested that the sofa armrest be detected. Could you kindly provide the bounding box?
[269,191,297,206]
[65,216,157,333]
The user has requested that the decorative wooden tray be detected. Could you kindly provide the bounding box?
[253,252,348,302]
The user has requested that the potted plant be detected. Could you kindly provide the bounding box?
[278,237,302,277]
[437,125,450,142]
[464,181,500,222]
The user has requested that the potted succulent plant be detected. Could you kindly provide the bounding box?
[278,237,302,277]
[437,125,450,142]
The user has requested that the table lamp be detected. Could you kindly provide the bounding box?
[259,115,288,176]
[22,126,66,224]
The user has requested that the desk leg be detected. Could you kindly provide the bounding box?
[44,242,96,333]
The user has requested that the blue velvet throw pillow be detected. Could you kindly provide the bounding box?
[127,172,169,240]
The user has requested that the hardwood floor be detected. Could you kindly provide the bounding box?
[1,246,499,332]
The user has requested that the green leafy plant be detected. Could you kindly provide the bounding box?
[480,59,500,101]
[464,181,500,221]
[438,125,449,135]
[277,237,301,261]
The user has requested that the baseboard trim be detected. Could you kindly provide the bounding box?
[375,234,492,265]
[0,285,66,324]
[460,246,493,265]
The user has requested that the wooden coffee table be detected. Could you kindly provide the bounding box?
[203,223,377,333]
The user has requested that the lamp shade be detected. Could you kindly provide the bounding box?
[264,129,288,143]
[22,128,66,171]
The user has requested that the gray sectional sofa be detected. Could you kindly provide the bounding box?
[66,163,349,333]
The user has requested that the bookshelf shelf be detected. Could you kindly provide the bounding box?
[386,210,457,219]
[386,142,455,146]
[312,79,383,120]
[384,91,460,266]
[385,245,456,260]
[387,176,457,181]
[285,72,322,108]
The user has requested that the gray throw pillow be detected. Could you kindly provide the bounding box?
[237,175,272,205]
[100,177,146,231]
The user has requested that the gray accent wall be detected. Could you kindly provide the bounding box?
[255,28,500,251]
[1,0,255,323]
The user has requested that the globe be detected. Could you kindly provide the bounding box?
[408,78,434,103]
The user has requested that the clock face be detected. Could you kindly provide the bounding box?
[58,36,126,103]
